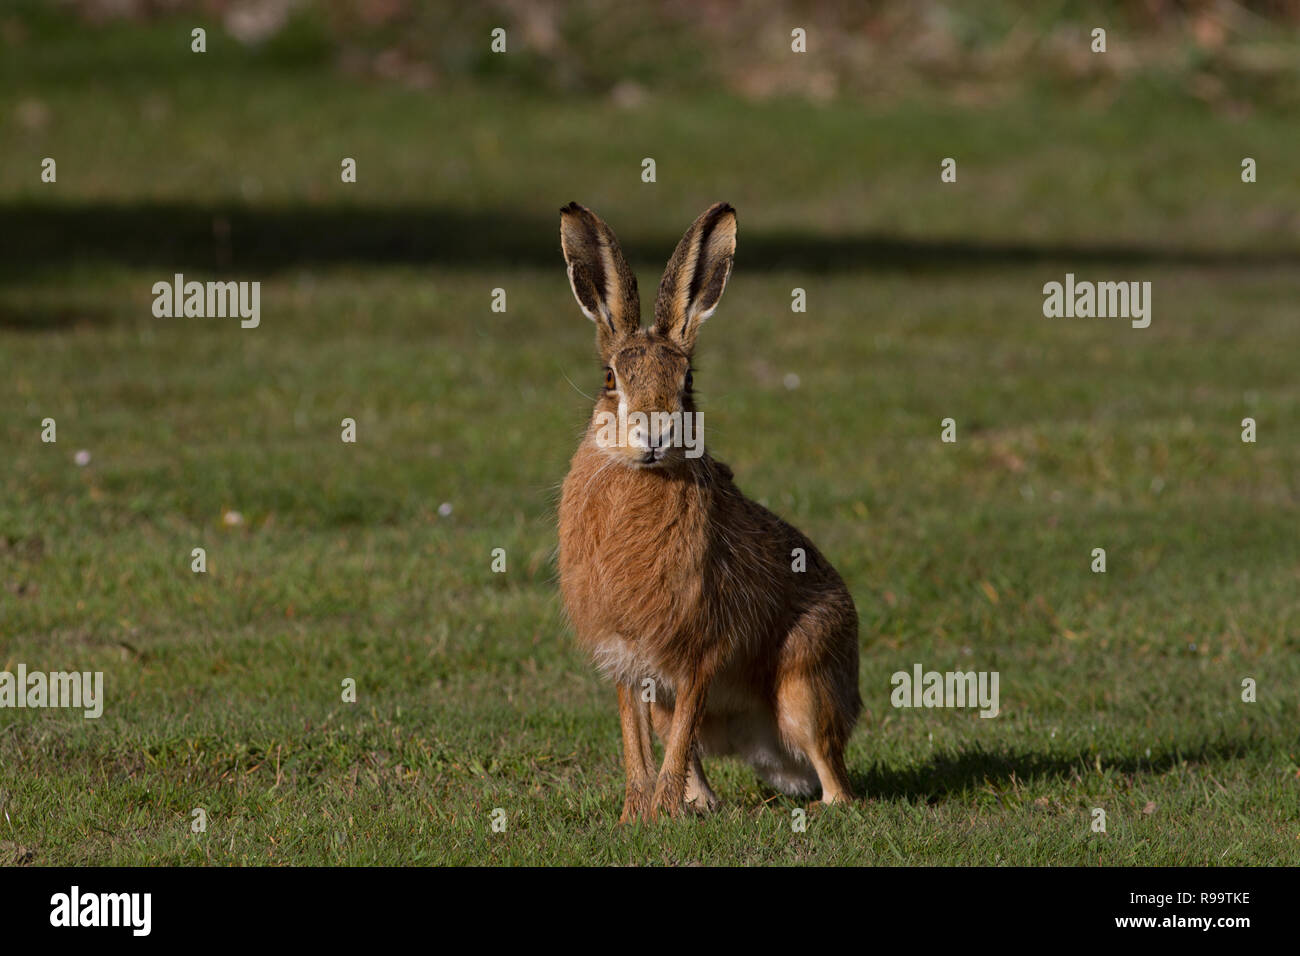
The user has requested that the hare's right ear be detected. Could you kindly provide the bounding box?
[653,202,736,354]
[560,202,641,359]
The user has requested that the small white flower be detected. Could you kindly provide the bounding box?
[782,373,801,390]
[222,510,244,527]
[73,450,91,467]
[438,502,453,517]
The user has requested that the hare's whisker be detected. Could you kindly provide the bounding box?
[559,367,596,402]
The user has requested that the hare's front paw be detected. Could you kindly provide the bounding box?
[619,781,652,824]
[649,775,687,820]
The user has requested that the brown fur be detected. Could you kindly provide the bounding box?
[557,202,862,821]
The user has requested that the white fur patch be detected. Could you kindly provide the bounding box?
[589,634,661,687]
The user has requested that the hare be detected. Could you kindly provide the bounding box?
[557,201,861,821]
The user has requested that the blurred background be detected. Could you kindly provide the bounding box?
[1,1,1298,864]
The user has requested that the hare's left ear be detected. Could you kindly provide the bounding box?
[653,202,736,353]
[560,202,641,361]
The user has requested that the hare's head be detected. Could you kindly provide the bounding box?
[560,201,736,469]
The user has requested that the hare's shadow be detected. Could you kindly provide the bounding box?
[841,736,1257,804]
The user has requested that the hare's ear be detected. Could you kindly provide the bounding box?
[653,202,736,353]
[559,202,641,359]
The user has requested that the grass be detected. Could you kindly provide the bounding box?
[0,14,1298,866]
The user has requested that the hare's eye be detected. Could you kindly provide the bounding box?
[603,368,615,391]
[684,370,694,391]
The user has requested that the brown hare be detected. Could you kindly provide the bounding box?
[557,201,861,821]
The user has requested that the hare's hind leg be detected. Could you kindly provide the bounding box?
[775,671,856,805]
[617,683,657,822]
[684,749,721,813]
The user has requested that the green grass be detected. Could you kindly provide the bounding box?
[1,15,1298,866]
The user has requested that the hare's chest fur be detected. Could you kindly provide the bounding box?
[558,448,716,680]
[588,633,674,690]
